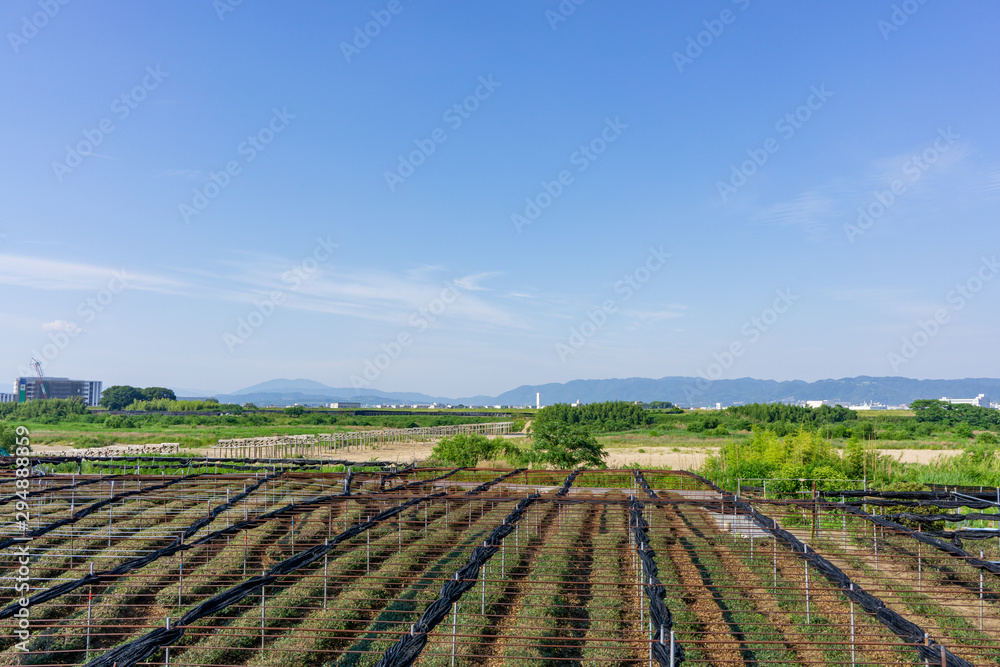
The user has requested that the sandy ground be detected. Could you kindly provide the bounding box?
[877,448,963,464]
[30,441,963,469]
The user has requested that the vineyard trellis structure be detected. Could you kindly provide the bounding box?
[1,459,998,667]
[212,421,515,459]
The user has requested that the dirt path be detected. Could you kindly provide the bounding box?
[477,503,561,666]
[787,529,992,665]
[679,505,908,666]
[656,504,751,667]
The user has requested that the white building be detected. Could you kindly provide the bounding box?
[0,393,15,404]
[940,394,992,408]
[329,402,361,409]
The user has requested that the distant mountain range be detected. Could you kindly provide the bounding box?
[204,376,1000,408]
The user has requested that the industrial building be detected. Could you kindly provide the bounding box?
[13,377,103,406]
[940,393,992,408]
[329,402,361,409]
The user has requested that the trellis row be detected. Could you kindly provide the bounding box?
[211,421,514,459]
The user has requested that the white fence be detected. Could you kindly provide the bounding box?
[211,421,514,459]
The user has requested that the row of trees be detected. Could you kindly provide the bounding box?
[724,402,857,425]
[911,399,1000,428]
[536,400,653,432]
[0,397,87,421]
[100,386,177,410]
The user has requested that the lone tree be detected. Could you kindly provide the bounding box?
[521,420,607,469]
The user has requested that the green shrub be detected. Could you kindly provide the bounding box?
[429,433,498,467]
[955,423,974,439]
[976,431,998,444]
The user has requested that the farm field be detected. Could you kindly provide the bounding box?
[1,459,998,667]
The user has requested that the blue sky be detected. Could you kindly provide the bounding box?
[1,0,998,398]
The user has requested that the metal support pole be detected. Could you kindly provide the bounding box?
[980,549,985,631]
[773,535,777,589]
[451,602,458,667]
[804,549,810,624]
[850,583,855,667]
[86,563,93,659]
[874,521,878,572]
[178,533,184,608]
[918,535,922,591]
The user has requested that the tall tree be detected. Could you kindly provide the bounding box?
[141,387,176,401]
[99,385,143,410]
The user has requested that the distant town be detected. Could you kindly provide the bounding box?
[3,373,997,412]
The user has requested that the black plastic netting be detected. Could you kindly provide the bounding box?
[0,474,114,507]
[0,469,285,619]
[15,467,464,621]
[1,455,398,473]
[78,467,508,667]
[630,471,684,666]
[379,464,417,490]
[0,472,203,553]
[845,497,998,510]
[374,469,576,667]
[684,474,975,667]
[383,467,465,493]
[823,489,1000,501]
[884,511,1000,524]
[836,502,1000,575]
[89,461,303,473]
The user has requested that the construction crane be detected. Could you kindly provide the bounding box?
[30,358,49,399]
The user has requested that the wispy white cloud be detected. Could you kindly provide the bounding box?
[0,251,523,331]
[752,137,980,236]
[454,271,501,292]
[753,190,837,235]
[0,254,186,294]
[977,170,1000,194]
[42,319,81,334]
